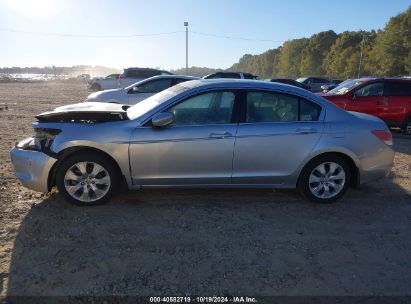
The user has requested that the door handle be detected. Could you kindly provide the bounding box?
[209,131,232,139]
[295,128,318,135]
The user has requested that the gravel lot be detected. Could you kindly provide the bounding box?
[0,82,410,297]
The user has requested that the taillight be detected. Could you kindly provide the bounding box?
[372,130,393,146]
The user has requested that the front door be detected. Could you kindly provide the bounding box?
[129,90,239,186]
[346,81,387,119]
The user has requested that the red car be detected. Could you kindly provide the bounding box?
[318,78,411,134]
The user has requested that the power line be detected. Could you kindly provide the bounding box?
[191,30,285,43]
[0,26,286,42]
[0,27,184,38]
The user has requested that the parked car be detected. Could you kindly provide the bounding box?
[270,78,311,90]
[118,68,172,88]
[321,79,345,92]
[296,77,330,92]
[319,77,411,134]
[87,74,120,91]
[85,75,199,105]
[11,80,394,206]
[203,72,258,80]
[76,74,91,82]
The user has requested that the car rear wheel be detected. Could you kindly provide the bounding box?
[298,156,351,203]
[56,152,119,206]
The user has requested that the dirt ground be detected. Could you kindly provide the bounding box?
[0,82,410,297]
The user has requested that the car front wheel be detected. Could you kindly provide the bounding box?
[56,152,119,206]
[298,156,351,203]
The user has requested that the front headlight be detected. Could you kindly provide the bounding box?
[33,128,61,151]
[17,129,61,151]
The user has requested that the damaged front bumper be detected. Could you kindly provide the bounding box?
[10,141,57,193]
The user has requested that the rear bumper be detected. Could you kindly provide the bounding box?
[359,147,395,184]
[10,147,57,193]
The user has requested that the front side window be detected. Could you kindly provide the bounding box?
[354,82,384,97]
[168,91,236,126]
[245,91,321,123]
[134,79,173,94]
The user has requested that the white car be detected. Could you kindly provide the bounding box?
[87,74,120,91]
[85,75,199,105]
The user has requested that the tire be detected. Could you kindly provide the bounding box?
[91,83,101,91]
[298,155,351,204]
[56,152,119,206]
[404,118,411,135]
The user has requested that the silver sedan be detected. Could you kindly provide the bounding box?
[10,80,394,205]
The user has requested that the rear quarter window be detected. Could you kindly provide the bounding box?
[386,82,411,96]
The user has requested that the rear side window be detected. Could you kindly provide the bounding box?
[386,82,411,96]
[300,98,322,121]
[135,79,173,93]
[125,70,161,78]
[245,91,321,123]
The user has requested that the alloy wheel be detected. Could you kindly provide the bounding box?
[308,162,346,199]
[64,161,111,203]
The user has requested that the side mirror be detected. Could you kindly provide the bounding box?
[151,112,174,127]
[352,93,357,100]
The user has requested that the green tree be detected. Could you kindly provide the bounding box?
[277,38,308,77]
[373,6,411,76]
[300,30,338,76]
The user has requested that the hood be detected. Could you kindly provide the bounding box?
[35,102,130,123]
[86,88,125,102]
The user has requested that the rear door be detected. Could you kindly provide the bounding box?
[384,81,411,125]
[346,81,387,118]
[232,90,324,185]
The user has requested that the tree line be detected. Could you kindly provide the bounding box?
[228,6,411,79]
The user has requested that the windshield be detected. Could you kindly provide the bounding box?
[126,81,197,120]
[296,77,308,83]
[328,79,366,95]
[124,78,150,90]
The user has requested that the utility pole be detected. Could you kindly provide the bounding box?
[184,22,189,75]
[357,33,365,78]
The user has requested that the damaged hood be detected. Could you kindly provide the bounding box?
[36,102,130,123]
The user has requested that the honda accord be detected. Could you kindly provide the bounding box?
[10,80,394,205]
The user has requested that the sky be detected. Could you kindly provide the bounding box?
[0,0,410,70]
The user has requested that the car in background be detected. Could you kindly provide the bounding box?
[321,79,345,92]
[85,75,199,105]
[11,79,394,206]
[76,74,91,82]
[319,78,411,134]
[296,77,330,92]
[118,68,172,88]
[270,78,311,90]
[87,74,120,91]
[203,72,258,80]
